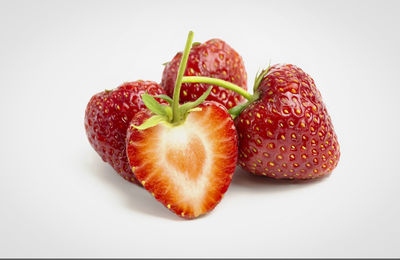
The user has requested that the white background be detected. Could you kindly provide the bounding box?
[1,0,399,257]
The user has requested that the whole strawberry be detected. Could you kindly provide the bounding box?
[235,64,340,179]
[84,80,166,184]
[161,39,247,109]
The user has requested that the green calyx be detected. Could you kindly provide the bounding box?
[253,64,271,92]
[221,64,271,118]
[133,31,213,130]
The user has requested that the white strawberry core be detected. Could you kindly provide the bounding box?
[157,115,214,215]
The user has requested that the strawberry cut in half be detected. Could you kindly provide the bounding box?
[126,102,237,219]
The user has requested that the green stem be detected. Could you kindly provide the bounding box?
[182,76,253,101]
[172,31,194,123]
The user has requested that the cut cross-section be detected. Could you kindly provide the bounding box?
[126,101,238,219]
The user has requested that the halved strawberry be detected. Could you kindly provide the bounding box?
[126,102,237,218]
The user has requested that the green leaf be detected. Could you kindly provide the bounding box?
[192,42,201,47]
[162,61,169,66]
[155,94,173,105]
[253,64,271,92]
[188,107,202,112]
[164,106,173,121]
[131,115,166,130]
[180,86,212,115]
[142,93,167,116]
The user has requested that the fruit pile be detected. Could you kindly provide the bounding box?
[84,31,340,219]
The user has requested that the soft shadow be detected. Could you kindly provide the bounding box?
[83,154,183,221]
[83,152,330,219]
[230,166,331,194]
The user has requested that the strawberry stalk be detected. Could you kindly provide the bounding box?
[133,31,213,129]
[182,76,253,100]
[181,66,270,118]
[135,30,268,127]
[171,31,194,123]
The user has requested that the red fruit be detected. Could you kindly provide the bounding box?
[236,64,340,180]
[126,102,238,218]
[84,80,166,184]
[161,39,247,109]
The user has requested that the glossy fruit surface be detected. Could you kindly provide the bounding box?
[236,64,340,179]
[84,81,166,183]
[161,39,247,109]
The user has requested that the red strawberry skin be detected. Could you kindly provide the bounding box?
[126,102,238,219]
[236,64,340,180]
[161,39,247,109]
[84,80,166,184]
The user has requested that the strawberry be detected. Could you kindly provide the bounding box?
[185,63,340,180]
[161,38,247,110]
[126,32,238,218]
[126,102,237,218]
[235,64,340,179]
[84,80,166,184]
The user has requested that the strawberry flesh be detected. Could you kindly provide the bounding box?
[126,102,238,218]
